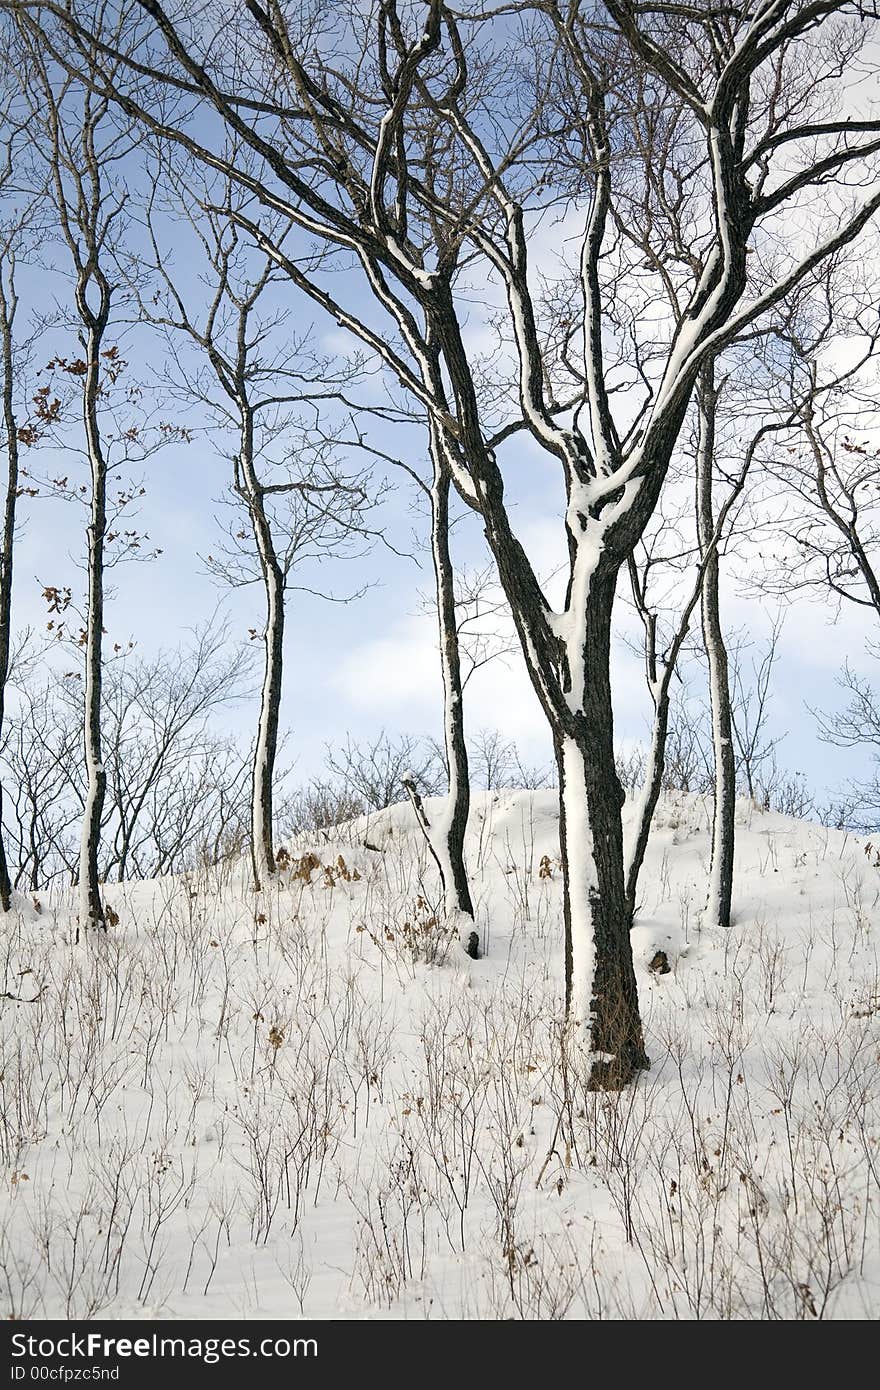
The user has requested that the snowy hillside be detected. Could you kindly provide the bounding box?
[0,790,877,1319]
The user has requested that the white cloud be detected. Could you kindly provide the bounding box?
[330,605,551,761]
[330,612,440,713]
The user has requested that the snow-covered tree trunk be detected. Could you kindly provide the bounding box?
[696,363,735,931]
[404,442,475,954]
[0,262,18,912]
[78,324,108,930]
[555,572,649,1087]
[238,413,284,892]
[430,460,474,915]
[625,694,671,923]
[252,550,284,891]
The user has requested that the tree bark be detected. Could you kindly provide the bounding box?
[624,558,706,921]
[238,412,284,892]
[429,457,474,925]
[252,550,284,891]
[403,446,475,950]
[78,322,108,930]
[696,363,735,930]
[624,695,672,922]
[557,573,649,1089]
[0,267,18,911]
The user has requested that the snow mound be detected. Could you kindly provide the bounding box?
[0,790,877,1320]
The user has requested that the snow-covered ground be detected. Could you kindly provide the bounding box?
[0,790,877,1319]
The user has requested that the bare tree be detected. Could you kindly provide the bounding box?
[748,272,880,825]
[468,728,517,792]
[694,363,736,928]
[730,616,785,804]
[282,778,367,842]
[93,623,252,880]
[624,417,732,920]
[18,0,880,1086]
[0,626,256,887]
[760,361,880,618]
[326,730,445,812]
[0,89,35,910]
[0,674,81,890]
[814,664,880,830]
[588,68,864,931]
[416,417,475,927]
[39,71,114,930]
[13,19,183,928]
[140,166,380,890]
[624,365,793,924]
[343,375,480,932]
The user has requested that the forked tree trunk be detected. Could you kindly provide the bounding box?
[78,326,108,930]
[557,574,649,1089]
[696,364,735,930]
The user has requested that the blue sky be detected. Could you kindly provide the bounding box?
[9,148,876,816]
[17,361,874,811]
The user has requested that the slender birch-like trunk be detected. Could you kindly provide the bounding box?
[403,436,475,953]
[696,363,735,930]
[237,410,284,892]
[624,694,672,921]
[624,562,705,921]
[252,556,284,890]
[625,394,762,922]
[0,265,18,911]
[428,454,474,921]
[31,63,119,927]
[79,314,109,929]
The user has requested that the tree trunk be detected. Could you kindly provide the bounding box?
[0,272,18,912]
[430,462,474,928]
[696,363,735,930]
[238,409,285,892]
[624,693,671,922]
[404,454,476,951]
[252,548,284,891]
[78,331,107,930]
[557,576,649,1090]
